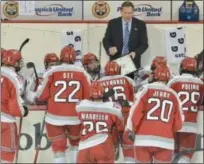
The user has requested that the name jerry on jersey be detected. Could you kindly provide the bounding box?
[101,79,126,87]
[81,113,109,121]
[153,91,170,99]
[182,84,199,91]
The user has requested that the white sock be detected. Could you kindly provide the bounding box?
[1,159,12,163]
[54,157,66,163]
[69,146,78,163]
[54,152,66,163]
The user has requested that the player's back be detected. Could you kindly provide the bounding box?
[98,75,135,102]
[37,64,91,118]
[167,74,203,133]
[76,99,124,150]
[133,83,182,141]
[1,67,24,120]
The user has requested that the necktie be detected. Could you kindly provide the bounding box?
[123,22,130,55]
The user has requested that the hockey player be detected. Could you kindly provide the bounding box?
[98,61,136,163]
[76,82,124,163]
[25,53,60,101]
[35,45,91,163]
[126,66,184,163]
[1,49,29,163]
[167,57,203,163]
[134,56,168,91]
[44,53,59,71]
[82,53,102,81]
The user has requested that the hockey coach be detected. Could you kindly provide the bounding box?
[103,1,149,79]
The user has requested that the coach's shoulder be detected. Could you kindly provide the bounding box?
[133,17,146,25]
[108,17,121,24]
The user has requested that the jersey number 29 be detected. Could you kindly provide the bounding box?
[54,80,80,103]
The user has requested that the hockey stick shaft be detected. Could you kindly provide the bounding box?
[27,62,40,88]
[15,118,23,163]
[33,110,47,163]
[98,42,102,79]
[19,38,29,52]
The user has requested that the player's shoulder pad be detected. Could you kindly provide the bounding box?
[167,75,181,87]
[1,67,19,85]
[43,65,60,78]
[77,99,91,106]
[123,76,136,87]
[135,84,148,98]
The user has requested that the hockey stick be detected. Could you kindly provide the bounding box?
[33,109,47,164]
[15,39,30,163]
[15,118,23,163]
[27,62,40,88]
[172,134,204,163]
[98,42,102,79]
[19,38,30,52]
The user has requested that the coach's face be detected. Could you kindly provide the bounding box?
[121,7,134,22]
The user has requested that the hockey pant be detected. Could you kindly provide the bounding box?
[77,136,115,163]
[46,123,80,163]
[175,132,197,163]
[134,146,173,163]
[1,122,18,163]
[122,107,135,163]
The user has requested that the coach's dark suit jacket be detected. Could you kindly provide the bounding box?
[103,17,148,69]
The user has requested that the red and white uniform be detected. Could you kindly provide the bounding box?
[36,64,91,163]
[76,100,124,163]
[98,75,135,163]
[127,82,183,163]
[167,73,203,163]
[1,67,25,163]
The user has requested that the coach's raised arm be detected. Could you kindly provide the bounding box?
[103,1,148,70]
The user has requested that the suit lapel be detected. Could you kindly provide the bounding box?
[119,17,123,47]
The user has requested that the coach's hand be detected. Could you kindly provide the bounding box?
[129,52,136,59]
[109,47,118,56]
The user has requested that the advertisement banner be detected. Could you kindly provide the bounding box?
[83,0,171,21]
[172,0,203,21]
[164,27,186,64]
[61,30,83,68]
[1,1,82,20]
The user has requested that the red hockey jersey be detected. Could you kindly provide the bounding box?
[98,75,135,103]
[36,64,91,125]
[76,100,124,150]
[1,67,25,122]
[167,74,203,133]
[127,82,184,150]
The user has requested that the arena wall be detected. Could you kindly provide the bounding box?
[1,23,203,74]
[1,22,203,163]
